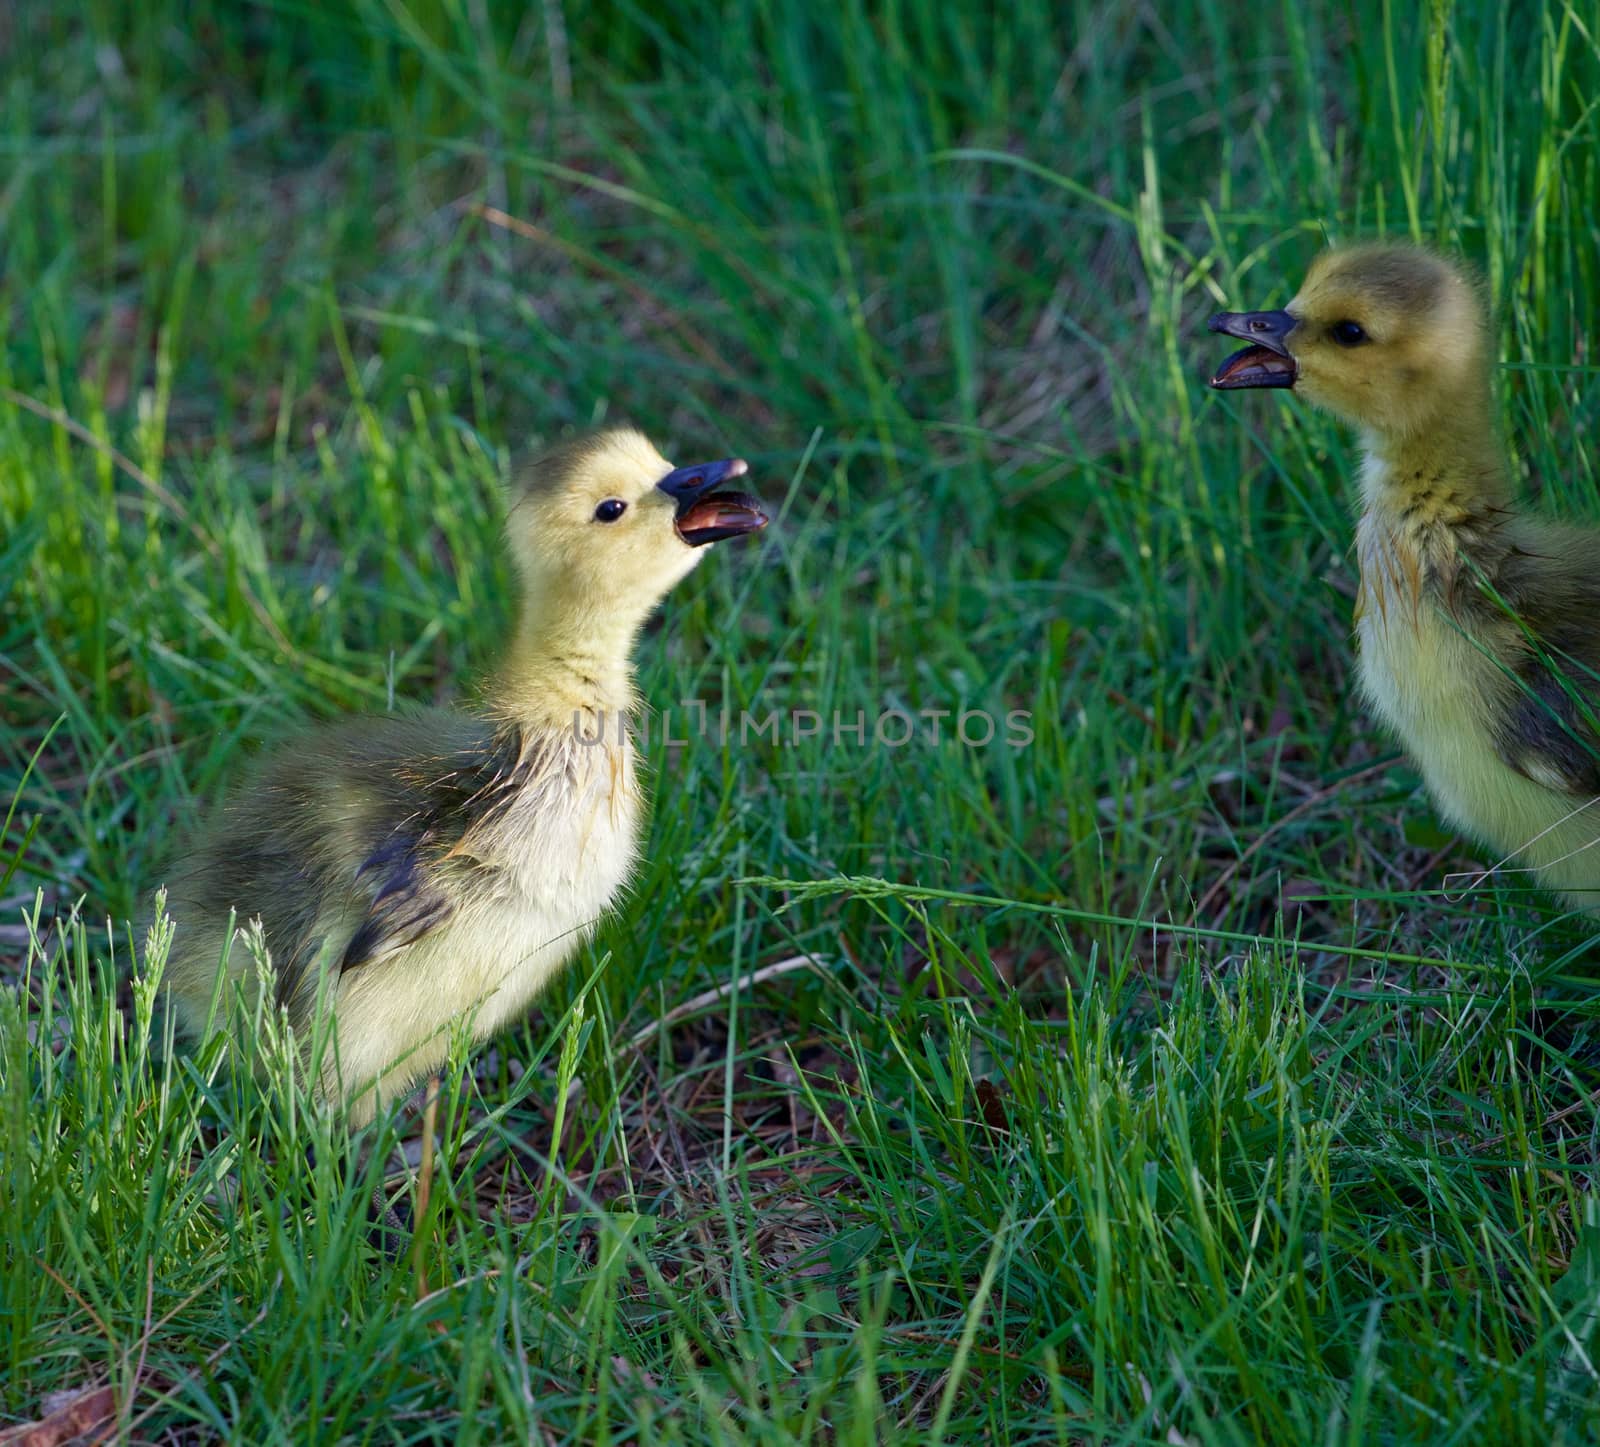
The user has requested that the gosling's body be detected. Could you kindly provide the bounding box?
[1211,244,1600,914]
[1353,455,1600,905]
[161,428,767,1120]
[164,712,640,1118]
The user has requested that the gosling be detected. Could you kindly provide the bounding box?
[161,428,768,1121]
[1209,243,1600,916]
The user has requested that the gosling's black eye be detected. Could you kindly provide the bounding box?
[593,498,627,523]
[1331,320,1368,346]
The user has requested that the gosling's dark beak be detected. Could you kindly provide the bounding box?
[658,458,769,547]
[1207,309,1299,390]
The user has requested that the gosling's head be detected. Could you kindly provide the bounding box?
[1208,244,1490,440]
[506,427,767,620]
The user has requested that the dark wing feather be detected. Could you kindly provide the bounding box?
[336,720,536,973]
[1473,528,1600,798]
[1493,652,1600,797]
[340,832,457,972]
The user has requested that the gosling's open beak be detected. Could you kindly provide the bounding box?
[657,458,769,547]
[1207,310,1299,390]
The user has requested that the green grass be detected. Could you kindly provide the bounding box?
[5,0,1600,1440]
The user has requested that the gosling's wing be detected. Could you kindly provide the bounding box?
[339,832,458,972]
[1481,526,1600,798]
[335,718,532,974]
[1493,659,1600,797]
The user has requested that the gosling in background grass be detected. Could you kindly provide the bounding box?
[1209,243,1600,915]
[161,428,768,1121]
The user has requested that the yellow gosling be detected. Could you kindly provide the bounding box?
[1210,243,1600,916]
[161,427,768,1121]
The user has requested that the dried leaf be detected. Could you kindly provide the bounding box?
[0,1385,117,1447]
[974,1079,1010,1132]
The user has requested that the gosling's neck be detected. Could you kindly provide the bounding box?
[1357,387,1514,536]
[491,587,642,736]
